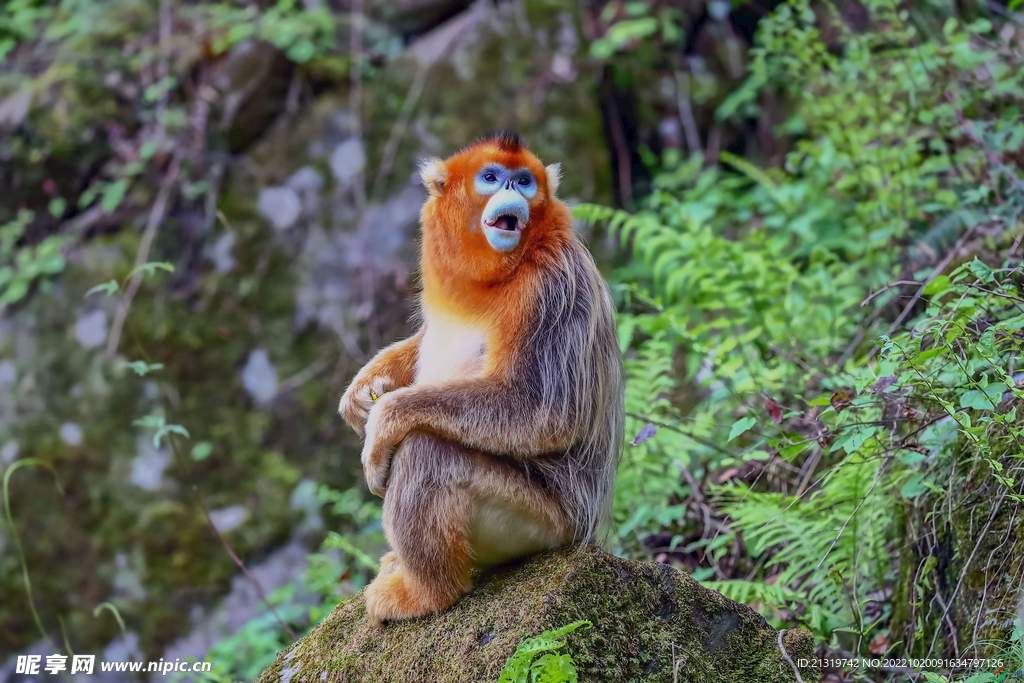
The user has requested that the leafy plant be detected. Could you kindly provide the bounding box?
[0,210,67,309]
[498,621,592,683]
[578,0,1024,662]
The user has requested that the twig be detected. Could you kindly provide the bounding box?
[604,90,634,211]
[276,355,331,395]
[867,224,975,360]
[671,642,685,683]
[372,64,430,201]
[794,445,821,497]
[349,0,366,216]
[199,499,298,640]
[924,484,1009,660]
[159,428,296,643]
[105,152,182,358]
[625,411,740,460]
[931,588,961,658]
[674,458,706,505]
[155,0,171,143]
[817,456,892,569]
[674,71,702,158]
[966,283,1024,305]
[861,280,926,306]
[777,630,806,683]
[972,502,1018,653]
[985,0,1024,24]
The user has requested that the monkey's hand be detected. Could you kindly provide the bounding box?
[361,390,413,497]
[339,374,395,438]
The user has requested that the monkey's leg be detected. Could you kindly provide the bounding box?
[364,431,570,625]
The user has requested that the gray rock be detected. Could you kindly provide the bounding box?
[161,541,313,672]
[258,186,302,231]
[208,505,249,533]
[294,181,422,333]
[286,167,324,215]
[329,139,366,186]
[287,166,324,191]
[290,479,324,533]
[112,552,147,602]
[0,89,31,130]
[0,361,16,386]
[75,310,108,350]
[1,440,18,464]
[210,231,236,273]
[130,438,170,491]
[241,349,278,404]
[255,546,819,683]
[59,422,83,447]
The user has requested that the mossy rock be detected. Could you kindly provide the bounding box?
[257,546,819,683]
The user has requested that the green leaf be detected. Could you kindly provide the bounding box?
[121,360,164,376]
[133,415,166,430]
[778,441,811,460]
[499,622,590,683]
[900,473,927,498]
[967,258,994,283]
[139,140,158,160]
[728,417,757,442]
[923,275,950,296]
[101,179,128,214]
[190,442,213,461]
[85,280,119,297]
[154,424,189,448]
[2,278,29,305]
[959,385,1004,410]
[125,261,175,280]
[48,197,67,218]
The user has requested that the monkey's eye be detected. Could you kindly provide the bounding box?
[518,177,531,187]
[483,172,498,183]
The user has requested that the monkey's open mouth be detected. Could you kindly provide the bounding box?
[486,213,521,232]
[481,198,528,251]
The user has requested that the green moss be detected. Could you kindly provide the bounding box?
[256,546,819,683]
[901,409,1024,657]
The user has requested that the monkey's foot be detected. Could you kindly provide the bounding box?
[364,568,468,626]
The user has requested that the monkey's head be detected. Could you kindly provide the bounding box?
[417,131,566,283]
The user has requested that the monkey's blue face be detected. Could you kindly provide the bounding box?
[475,164,537,252]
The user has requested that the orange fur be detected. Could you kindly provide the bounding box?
[417,139,573,379]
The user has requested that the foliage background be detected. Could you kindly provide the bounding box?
[1,0,1023,681]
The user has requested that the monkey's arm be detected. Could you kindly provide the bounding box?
[338,328,424,437]
[361,368,595,497]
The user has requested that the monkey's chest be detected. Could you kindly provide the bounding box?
[414,317,488,385]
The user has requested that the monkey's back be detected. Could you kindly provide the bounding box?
[518,236,625,542]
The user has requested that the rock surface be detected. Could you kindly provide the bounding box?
[256,546,819,683]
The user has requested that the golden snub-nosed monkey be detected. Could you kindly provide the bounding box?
[338,130,624,625]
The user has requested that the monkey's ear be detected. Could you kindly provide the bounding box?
[545,163,562,197]
[419,157,448,197]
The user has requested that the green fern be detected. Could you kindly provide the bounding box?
[498,621,591,683]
